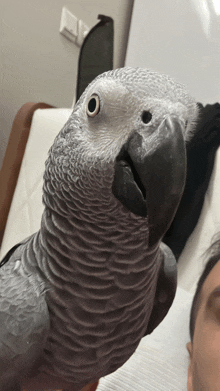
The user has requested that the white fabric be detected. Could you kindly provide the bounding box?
[1,107,220,389]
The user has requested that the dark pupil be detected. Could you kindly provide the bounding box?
[88,98,97,113]
[142,111,152,124]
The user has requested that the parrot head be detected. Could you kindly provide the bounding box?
[46,67,197,247]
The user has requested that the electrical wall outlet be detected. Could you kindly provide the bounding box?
[59,7,89,47]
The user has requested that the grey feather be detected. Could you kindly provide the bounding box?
[0,67,198,391]
[0,235,50,389]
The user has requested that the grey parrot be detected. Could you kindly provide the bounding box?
[0,67,198,391]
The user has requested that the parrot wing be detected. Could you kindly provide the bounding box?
[0,235,50,390]
[0,234,33,268]
[145,242,177,335]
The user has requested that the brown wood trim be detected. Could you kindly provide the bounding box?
[0,102,54,246]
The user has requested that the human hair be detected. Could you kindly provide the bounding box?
[189,235,220,341]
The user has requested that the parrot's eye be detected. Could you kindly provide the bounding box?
[141,111,152,124]
[86,94,100,117]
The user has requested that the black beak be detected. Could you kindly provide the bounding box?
[112,116,186,247]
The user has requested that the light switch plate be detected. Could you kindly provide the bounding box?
[59,7,89,46]
[59,7,78,43]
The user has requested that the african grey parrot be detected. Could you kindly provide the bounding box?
[0,67,198,391]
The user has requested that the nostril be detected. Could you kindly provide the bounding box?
[141,111,152,124]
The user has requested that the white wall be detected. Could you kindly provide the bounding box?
[0,0,134,167]
[126,0,220,105]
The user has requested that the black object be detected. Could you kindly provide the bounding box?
[76,15,114,101]
[145,243,177,335]
[164,103,220,259]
